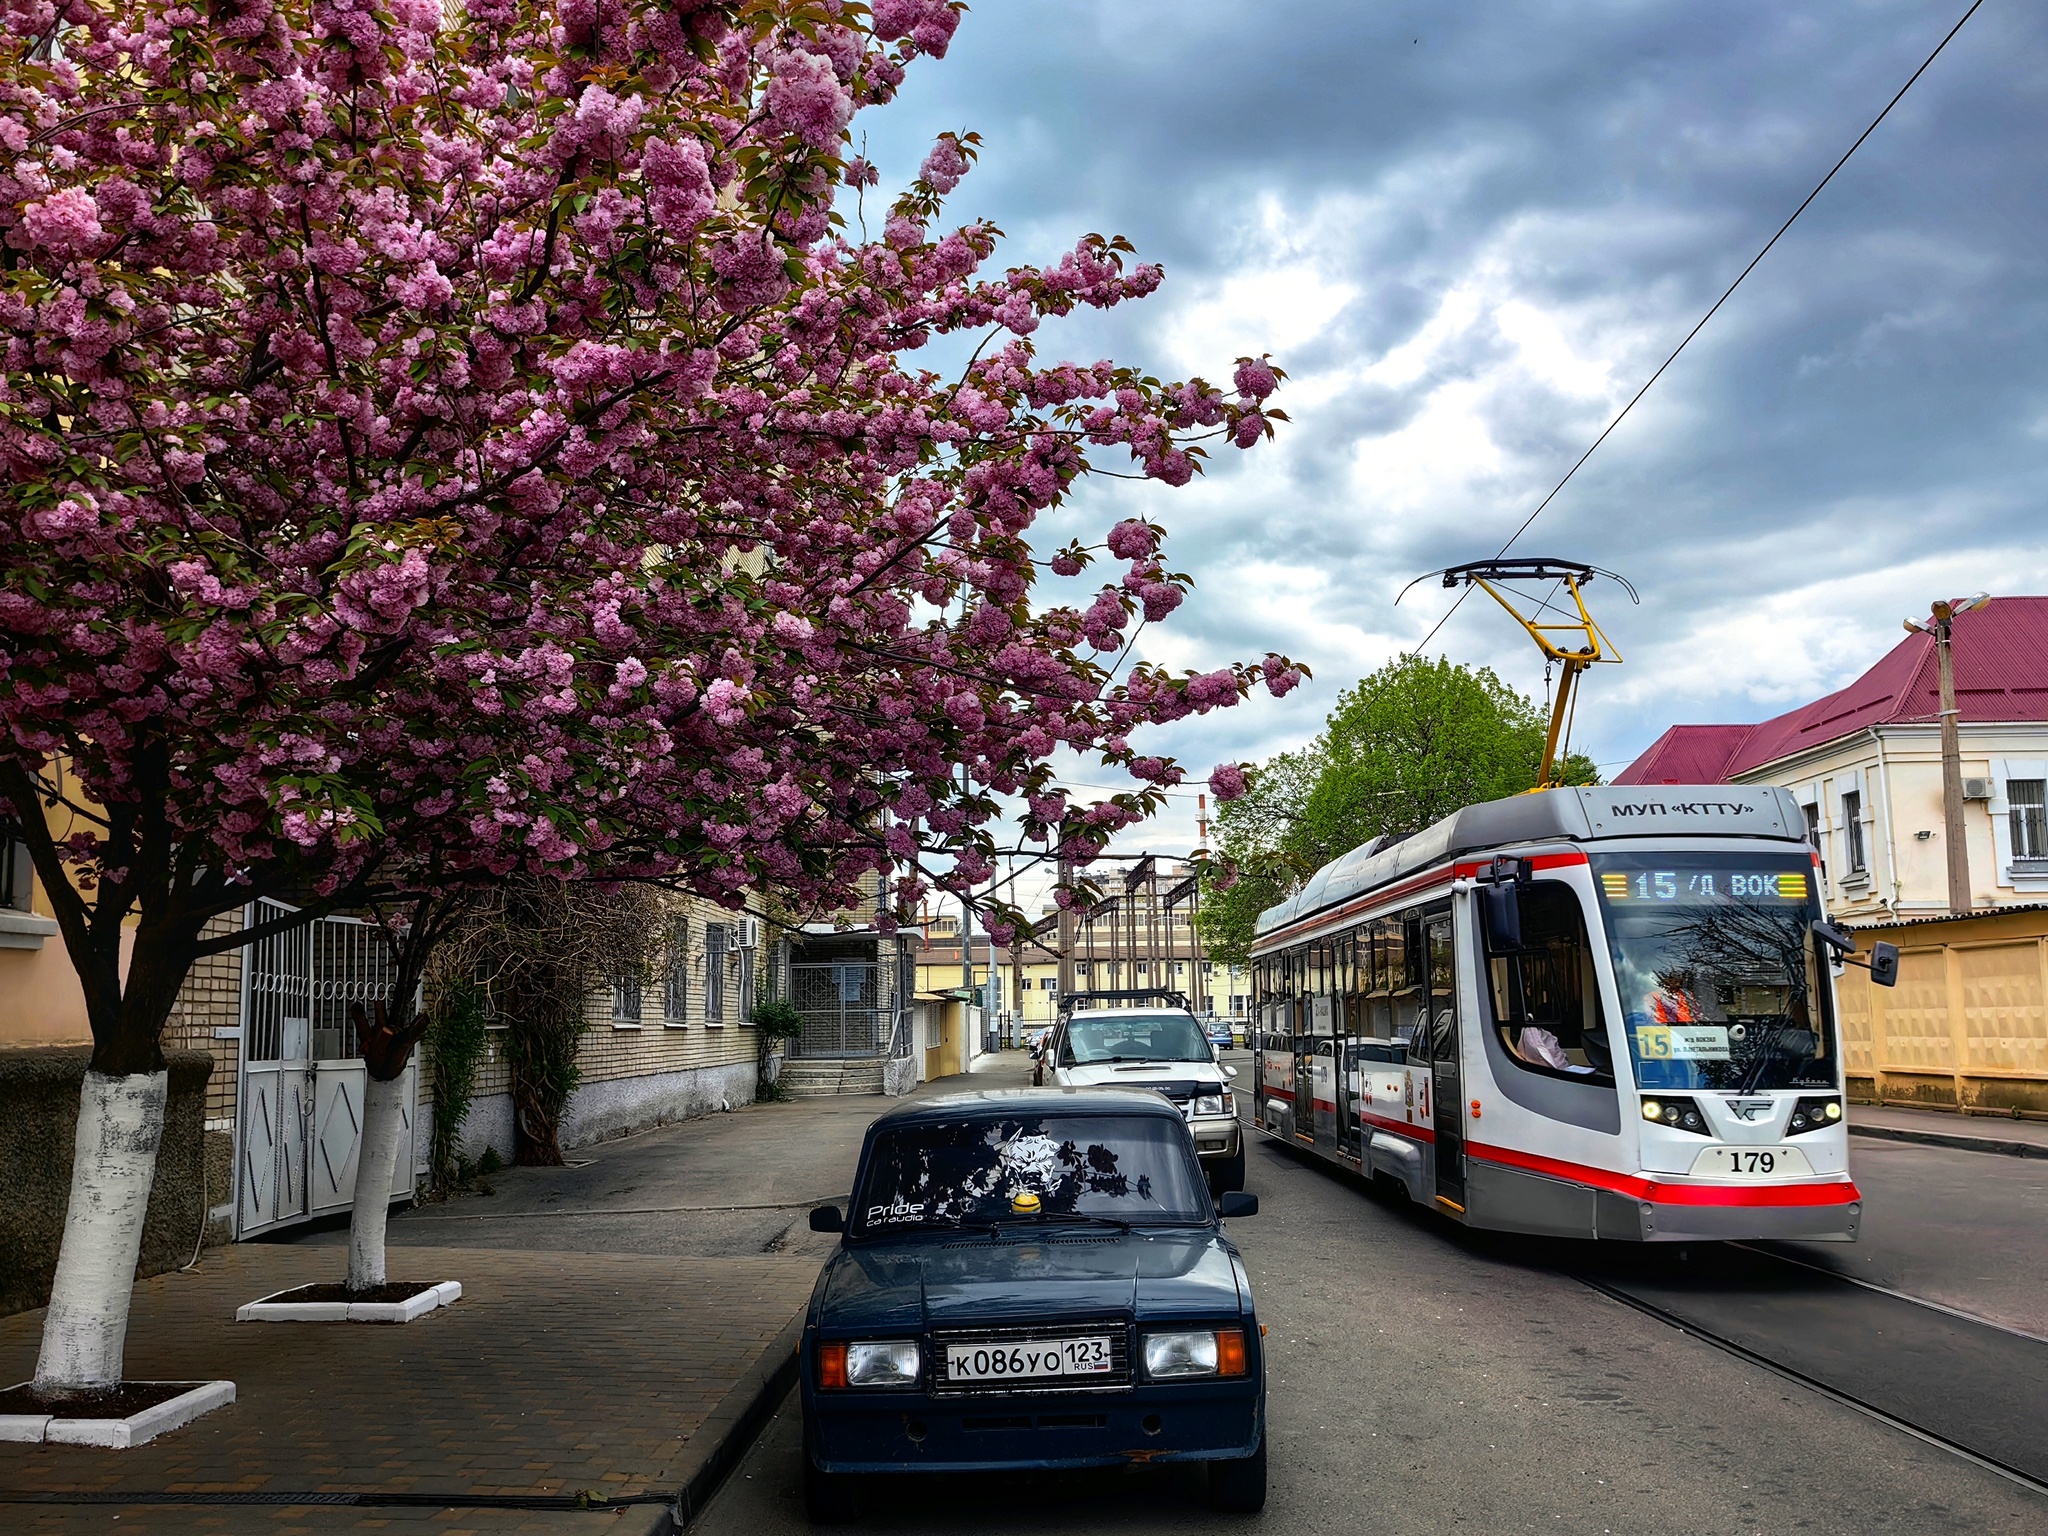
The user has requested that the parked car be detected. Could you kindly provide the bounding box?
[1205,1019,1233,1050]
[1035,1005,1245,1193]
[801,1089,1266,1521]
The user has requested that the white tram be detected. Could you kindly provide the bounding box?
[1249,785,1895,1243]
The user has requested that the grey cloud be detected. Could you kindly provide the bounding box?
[865,1,2048,818]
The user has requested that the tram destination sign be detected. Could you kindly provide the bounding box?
[1574,785,1800,841]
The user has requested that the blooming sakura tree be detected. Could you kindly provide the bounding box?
[0,0,1292,1394]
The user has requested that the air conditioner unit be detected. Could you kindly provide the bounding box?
[1962,777,1994,802]
[737,916,761,948]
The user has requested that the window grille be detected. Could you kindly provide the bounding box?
[2012,779,2048,861]
[706,922,728,1022]
[663,918,690,1024]
[611,971,643,1025]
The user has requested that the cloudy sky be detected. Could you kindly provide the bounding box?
[859,0,2047,874]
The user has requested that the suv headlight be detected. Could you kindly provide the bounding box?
[1143,1328,1247,1379]
[1194,1093,1233,1117]
[819,1339,921,1389]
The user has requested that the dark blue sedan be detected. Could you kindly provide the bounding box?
[800,1088,1266,1522]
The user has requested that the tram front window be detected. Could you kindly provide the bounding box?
[1589,853,1836,1092]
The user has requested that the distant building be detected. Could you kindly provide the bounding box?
[1617,596,2048,922]
[1617,596,2048,1118]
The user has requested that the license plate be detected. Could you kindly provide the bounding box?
[946,1337,1113,1382]
[1690,1145,1814,1178]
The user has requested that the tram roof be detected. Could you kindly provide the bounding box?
[1252,783,1806,944]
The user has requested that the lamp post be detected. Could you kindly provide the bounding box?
[1905,593,1988,915]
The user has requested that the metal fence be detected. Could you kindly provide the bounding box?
[789,960,883,1058]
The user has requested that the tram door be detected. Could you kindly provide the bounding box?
[1426,911,1466,1208]
[1293,1000,1316,1144]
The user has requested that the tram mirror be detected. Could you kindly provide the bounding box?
[1812,921,1856,956]
[1868,942,1900,988]
[1481,881,1523,952]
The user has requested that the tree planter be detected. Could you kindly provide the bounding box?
[0,1379,235,1448]
[237,1279,461,1324]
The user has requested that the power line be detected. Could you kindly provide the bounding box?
[1410,0,1984,659]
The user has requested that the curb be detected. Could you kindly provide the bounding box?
[1849,1122,2047,1160]
[671,1308,805,1528]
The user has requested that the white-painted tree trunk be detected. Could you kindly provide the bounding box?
[34,1071,168,1394]
[346,1073,408,1292]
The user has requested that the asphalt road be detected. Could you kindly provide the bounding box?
[687,1051,2044,1536]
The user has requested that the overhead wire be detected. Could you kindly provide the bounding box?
[1408,0,1985,659]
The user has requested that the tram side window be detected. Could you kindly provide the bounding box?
[1485,882,1614,1084]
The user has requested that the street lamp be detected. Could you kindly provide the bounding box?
[1904,593,1989,915]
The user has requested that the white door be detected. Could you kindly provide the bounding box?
[310,1063,364,1217]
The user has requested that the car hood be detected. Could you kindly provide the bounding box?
[1057,1061,1226,1090]
[816,1229,1244,1332]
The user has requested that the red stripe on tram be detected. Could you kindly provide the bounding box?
[1359,1108,1435,1145]
[1263,1086,1296,1102]
[1466,1142,1861,1208]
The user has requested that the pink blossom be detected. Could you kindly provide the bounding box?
[1105,519,1156,560]
[1234,356,1278,399]
[1208,763,1249,802]
[920,134,970,193]
[22,188,106,257]
[765,46,852,149]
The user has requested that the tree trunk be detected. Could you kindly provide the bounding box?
[33,1071,168,1396]
[346,1073,409,1291]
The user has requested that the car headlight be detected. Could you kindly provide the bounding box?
[1194,1093,1232,1116]
[820,1339,921,1389]
[1143,1328,1247,1380]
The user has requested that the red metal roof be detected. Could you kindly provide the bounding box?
[1615,597,2048,785]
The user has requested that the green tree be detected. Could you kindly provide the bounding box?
[1198,656,1596,965]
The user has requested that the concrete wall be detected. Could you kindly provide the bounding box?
[448,1058,758,1161]
[1835,905,2048,1116]
[0,1047,214,1317]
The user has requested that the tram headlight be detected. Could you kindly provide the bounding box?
[1787,1095,1843,1137]
[1638,1095,1711,1135]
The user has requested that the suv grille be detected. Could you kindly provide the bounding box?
[929,1319,1133,1396]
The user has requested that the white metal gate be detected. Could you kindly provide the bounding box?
[235,900,417,1238]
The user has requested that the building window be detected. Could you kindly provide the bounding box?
[663,919,690,1025]
[611,971,643,1027]
[2012,779,2048,861]
[705,922,728,1023]
[1039,976,1057,989]
[1803,802,1822,859]
[2,825,30,912]
[1842,790,1866,874]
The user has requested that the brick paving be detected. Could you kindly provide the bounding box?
[0,1242,817,1529]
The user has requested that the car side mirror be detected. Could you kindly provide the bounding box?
[808,1205,844,1233]
[1217,1191,1258,1219]
[1224,1064,1239,1079]
[1482,881,1522,952]
[1868,941,1900,988]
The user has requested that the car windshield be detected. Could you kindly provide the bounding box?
[1061,1012,1211,1065]
[1589,853,1837,1092]
[852,1114,1210,1235]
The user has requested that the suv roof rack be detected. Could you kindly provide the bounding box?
[1059,989,1191,1017]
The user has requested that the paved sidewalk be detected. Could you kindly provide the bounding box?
[1849,1102,2048,1158]
[0,1242,816,1532]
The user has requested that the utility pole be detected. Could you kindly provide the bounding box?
[1908,593,1988,916]
[1056,854,1075,1005]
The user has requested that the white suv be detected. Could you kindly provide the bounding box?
[1035,1005,1245,1193]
